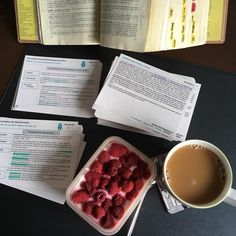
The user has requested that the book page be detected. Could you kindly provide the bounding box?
[100,0,151,52]
[37,0,99,45]
[207,0,228,43]
[161,0,210,50]
[14,0,39,42]
[145,0,169,52]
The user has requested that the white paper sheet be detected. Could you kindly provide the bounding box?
[12,55,102,118]
[93,54,201,141]
[0,117,85,204]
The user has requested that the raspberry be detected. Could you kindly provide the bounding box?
[104,164,118,177]
[92,206,106,219]
[122,179,134,193]
[119,167,132,179]
[110,159,121,168]
[103,160,121,177]
[108,143,128,157]
[82,201,96,215]
[93,191,106,203]
[80,181,91,191]
[80,181,96,196]
[137,160,147,172]
[110,206,124,220]
[143,168,151,179]
[112,194,125,206]
[99,177,110,189]
[126,189,139,201]
[134,178,144,191]
[97,150,111,163]
[90,161,103,173]
[84,171,101,188]
[126,152,140,166]
[108,181,121,195]
[71,190,90,204]
[120,156,129,168]
[100,213,115,229]
[102,198,113,212]
[111,174,122,185]
[131,168,142,179]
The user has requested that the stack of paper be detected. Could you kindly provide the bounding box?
[0,117,85,204]
[12,55,102,118]
[93,54,201,141]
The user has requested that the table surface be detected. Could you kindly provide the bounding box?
[1,1,236,236]
[1,44,236,236]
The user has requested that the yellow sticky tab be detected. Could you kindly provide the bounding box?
[16,0,38,42]
[207,0,227,43]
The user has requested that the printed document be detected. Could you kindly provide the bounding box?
[12,55,102,117]
[0,117,85,204]
[93,54,201,141]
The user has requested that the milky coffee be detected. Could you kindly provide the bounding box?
[166,144,226,205]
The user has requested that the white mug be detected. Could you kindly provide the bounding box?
[163,140,236,209]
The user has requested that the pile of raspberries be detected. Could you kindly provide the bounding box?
[71,142,151,229]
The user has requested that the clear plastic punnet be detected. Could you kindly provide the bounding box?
[66,136,157,235]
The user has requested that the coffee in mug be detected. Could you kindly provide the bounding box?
[163,140,236,209]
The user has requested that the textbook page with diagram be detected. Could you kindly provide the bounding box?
[14,0,223,52]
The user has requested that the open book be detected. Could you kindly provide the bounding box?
[15,0,228,52]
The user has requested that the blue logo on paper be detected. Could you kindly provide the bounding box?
[57,123,62,130]
[81,61,86,68]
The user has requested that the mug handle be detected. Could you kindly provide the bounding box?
[224,188,236,207]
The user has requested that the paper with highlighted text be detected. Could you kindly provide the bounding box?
[0,117,85,204]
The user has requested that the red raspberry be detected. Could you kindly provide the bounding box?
[110,159,121,168]
[99,177,110,189]
[82,201,96,215]
[92,206,106,219]
[120,156,129,168]
[126,189,139,201]
[126,152,140,166]
[119,167,132,179]
[137,160,148,172]
[110,206,124,220]
[134,178,144,191]
[100,213,115,229]
[104,160,120,177]
[90,161,103,173]
[143,168,151,179]
[108,143,128,157]
[80,181,96,196]
[71,190,90,204]
[97,150,111,163]
[102,198,113,212]
[93,191,106,203]
[111,174,122,185]
[84,171,101,188]
[108,181,121,195]
[80,181,91,191]
[112,194,125,206]
[122,179,134,193]
[131,168,142,179]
